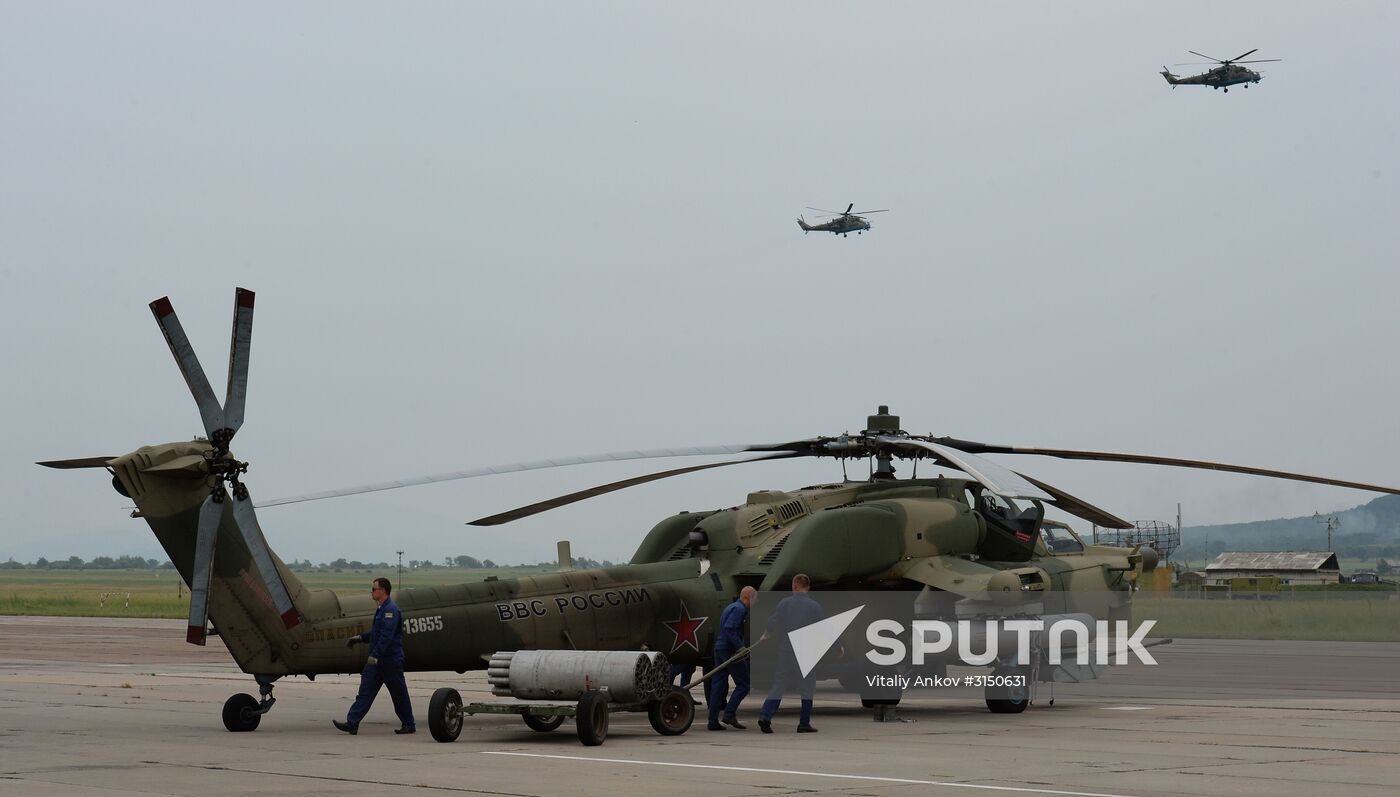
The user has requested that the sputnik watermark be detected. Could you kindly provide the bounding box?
[863,618,1159,667]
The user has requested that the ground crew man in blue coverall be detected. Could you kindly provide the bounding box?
[707,586,756,731]
[757,574,829,734]
[334,577,416,735]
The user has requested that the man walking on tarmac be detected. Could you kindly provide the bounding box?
[335,577,416,735]
[707,586,756,731]
[757,574,828,734]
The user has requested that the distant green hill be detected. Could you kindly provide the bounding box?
[1177,494,1400,564]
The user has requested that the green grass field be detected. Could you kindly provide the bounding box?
[6,569,1399,642]
[1134,592,1400,642]
[0,567,553,619]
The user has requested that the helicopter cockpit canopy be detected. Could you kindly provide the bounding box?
[964,486,1045,563]
[1040,522,1085,554]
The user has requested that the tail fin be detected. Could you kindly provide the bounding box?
[112,442,334,673]
[797,216,813,232]
[1160,67,1179,86]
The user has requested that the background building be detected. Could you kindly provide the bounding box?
[1204,552,1341,586]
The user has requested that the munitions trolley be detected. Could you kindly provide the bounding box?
[426,685,694,746]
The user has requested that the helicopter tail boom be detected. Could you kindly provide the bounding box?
[1160,68,1179,85]
[797,216,814,232]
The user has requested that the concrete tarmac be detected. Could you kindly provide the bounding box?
[2,616,1398,796]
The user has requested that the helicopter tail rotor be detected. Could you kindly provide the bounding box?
[149,289,304,643]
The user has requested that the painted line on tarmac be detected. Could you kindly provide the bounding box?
[482,751,1144,797]
[1101,706,1153,711]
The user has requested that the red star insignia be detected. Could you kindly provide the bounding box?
[663,605,708,653]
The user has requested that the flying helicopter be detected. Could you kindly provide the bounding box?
[40,288,1400,737]
[1161,49,1280,92]
[797,203,888,237]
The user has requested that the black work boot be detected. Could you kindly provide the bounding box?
[333,720,358,735]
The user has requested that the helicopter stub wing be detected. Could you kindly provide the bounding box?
[894,555,1047,599]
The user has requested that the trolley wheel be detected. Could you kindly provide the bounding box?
[575,690,609,746]
[647,687,695,736]
[523,712,566,732]
[428,687,464,742]
[222,693,261,732]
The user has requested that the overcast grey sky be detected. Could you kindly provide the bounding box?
[3,2,1397,565]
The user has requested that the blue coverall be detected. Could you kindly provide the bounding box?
[345,597,415,730]
[708,597,750,725]
[759,592,825,727]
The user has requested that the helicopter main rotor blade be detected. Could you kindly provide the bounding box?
[806,206,842,214]
[229,488,301,629]
[222,288,255,434]
[1013,472,1133,530]
[255,444,807,508]
[1233,59,1281,64]
[849,209,890,214]
[930,438,1400,496]
[468,453,804,526]
[187,494,223,646]
[1188,50,1225,63]
[876,437,1053,501]
[150,297,225,437]
[1230,49,1259,62]
[844,203,854,214]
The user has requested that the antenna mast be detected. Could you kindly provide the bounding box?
[1313,512,1339,552]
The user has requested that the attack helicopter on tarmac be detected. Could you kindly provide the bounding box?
[1161,49,1280,92]
[40,289,1400,738]
[797,203,888,237]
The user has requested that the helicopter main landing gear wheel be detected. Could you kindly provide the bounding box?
[861,697,901,709]
[222,693,261,732]
[985,669,1031,714]
[429,687,464,742]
